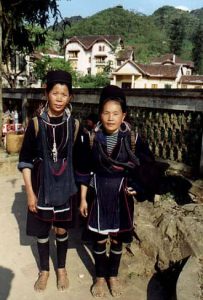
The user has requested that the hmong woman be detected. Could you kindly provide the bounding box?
[75,85,154,298]
[18,70,78,292]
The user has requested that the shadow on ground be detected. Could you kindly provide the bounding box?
[147,257,189,300]
[0,266,14,300]
[11,186,94,278]
[160,174,193,205]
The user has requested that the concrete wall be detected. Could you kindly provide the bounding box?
[2,88,203,175]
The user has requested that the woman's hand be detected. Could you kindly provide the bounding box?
[27,192,38,213]
[80,184,88,217]
[22,168,38,213]
[125,186,137,196]
[79,199,88,217]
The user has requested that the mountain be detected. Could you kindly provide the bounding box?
[50,5,203,63]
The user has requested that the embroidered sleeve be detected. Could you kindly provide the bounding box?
[18,120,38,170]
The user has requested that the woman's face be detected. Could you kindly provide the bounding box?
[47,83,71,117]
[100,100,126,134]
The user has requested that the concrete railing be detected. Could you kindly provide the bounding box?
[3,88,203,175]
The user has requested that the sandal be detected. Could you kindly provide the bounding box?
[57,268,69,291]
[108,277,122,297]
[91,277,106,297]
[34,271,49,292]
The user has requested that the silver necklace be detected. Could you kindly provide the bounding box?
[43,119,69,162]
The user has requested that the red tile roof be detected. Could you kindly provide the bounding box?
[151,53,194,68]
[137,63,180,78]
[116,48,134,61]
[113,60,180,79]
[180,75,203,84]
[65,35,122,50]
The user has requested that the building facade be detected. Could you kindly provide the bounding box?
[64,35,133,76]
[111,54,203,89]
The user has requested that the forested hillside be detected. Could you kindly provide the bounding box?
[51,5,203,69]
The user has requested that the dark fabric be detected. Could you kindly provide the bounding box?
[19,113,78,231]
[93,241,108,278]
[37,237,50,271]
[108,242,123,277]
[73,126,93,186]
[36,116,77,207]
[85,229,133,244]
[86,129,135,234]
[91,128,138,176]
[18,119,39,167]
[89,175,124,232]
[56,233,68,269]
[26,210,71,236]
[99,85,126,113]
[74,123,165,241]
[46,70,72,93]
[19,114,73,167]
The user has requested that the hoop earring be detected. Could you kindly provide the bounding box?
[67,102,72,113]
[45,100,49,109]
[95,121,102,132]
[120,121,130,133]
[40,100,48,114]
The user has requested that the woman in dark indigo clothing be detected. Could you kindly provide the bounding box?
[18,70,78,292]
[75,85,153,297]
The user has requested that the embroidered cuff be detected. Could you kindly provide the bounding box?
[75,171,91,185]
[18,162,34,171]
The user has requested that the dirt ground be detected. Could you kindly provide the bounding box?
[0,161,172,300]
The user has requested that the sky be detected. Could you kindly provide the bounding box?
[56,0,203,19]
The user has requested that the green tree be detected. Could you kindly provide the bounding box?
[0,0,67,145]
[169,18,185,55]
[33,56,77,85]
[192,23,203,74]
[77,73,110,88]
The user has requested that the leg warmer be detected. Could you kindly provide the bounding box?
[108,241,123,277]
[93,241,108,278]
[56,232,69,269]
[37,235,50,271]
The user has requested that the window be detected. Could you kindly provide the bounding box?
[164,84,172,89]
[89,57,91,63]
[122,82,131,89]
[151,84,158,89]
[99,45,105,51]
[69,51,78,58]
[96,56,106,63]
[87,68,91,75]
[19,79,25,87]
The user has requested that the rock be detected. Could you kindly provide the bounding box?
[133,199,203,271]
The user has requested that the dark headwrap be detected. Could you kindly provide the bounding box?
[99,85,126,113]
[46,70,72,94]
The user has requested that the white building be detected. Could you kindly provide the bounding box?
[111,54,203,89]
[111,60,183,89]
[64,35,133,76]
